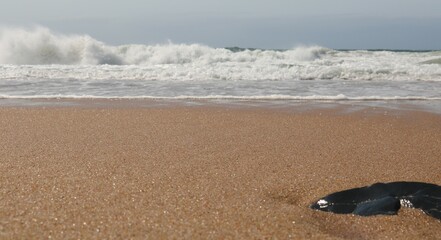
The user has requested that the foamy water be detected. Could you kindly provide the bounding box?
[0,27,440,101]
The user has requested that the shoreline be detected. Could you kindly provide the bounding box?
[1,102,440,239]
[1,97,441,115]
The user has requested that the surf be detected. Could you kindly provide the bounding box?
[0,26,328,66]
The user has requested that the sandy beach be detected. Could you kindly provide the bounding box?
[1,101,440,239]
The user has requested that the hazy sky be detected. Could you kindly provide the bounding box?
[1,0,441,49]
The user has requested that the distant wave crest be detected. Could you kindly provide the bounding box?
[0,27,120,65]
[0,26,328,65]
[1,26,441,82]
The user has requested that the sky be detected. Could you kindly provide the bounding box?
[1,0,441,49]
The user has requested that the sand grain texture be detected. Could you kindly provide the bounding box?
[1,105,440,239]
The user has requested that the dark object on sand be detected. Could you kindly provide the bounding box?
[310,182,441,220]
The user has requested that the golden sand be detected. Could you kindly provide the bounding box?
[1,104,440,239]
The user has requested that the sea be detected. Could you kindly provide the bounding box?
[1,27,441,112]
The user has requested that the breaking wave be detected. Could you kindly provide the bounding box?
[0,26,440,103]
[0,27,121,65]
[0,26,327,65]
[1,26,441,82]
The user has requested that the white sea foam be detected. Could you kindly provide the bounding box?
[1,94,440,101]
[0,27,121,65]
[0,26,326,66]
[0,26,441,101]
[1,26,440,82]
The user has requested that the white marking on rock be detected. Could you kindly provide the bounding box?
[400,198,414,208]
[317,199,329,208]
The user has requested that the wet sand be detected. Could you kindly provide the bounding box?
[1,102,440,239]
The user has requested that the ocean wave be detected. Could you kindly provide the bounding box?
[0,27,121,65]
[0,26,328,65]
[1,26,441,82]
[421,58,441,65]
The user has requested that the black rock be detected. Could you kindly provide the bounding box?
[310,182,441,220]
